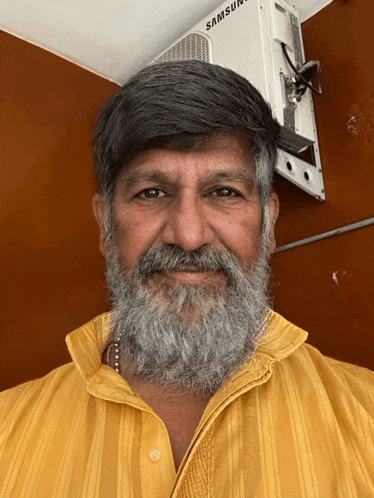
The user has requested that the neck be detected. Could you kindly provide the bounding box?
[122,360,213,402]
[102,348,212,469]
[123,363,212,470]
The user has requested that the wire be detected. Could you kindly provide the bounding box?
[280,43,322,95]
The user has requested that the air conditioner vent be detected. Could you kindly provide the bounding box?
[155,33,211,63]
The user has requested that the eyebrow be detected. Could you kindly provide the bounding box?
[120,171,172,191]
[120,168,256,192]
[204,169,256,190]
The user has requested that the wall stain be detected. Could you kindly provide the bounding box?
[350,95,374,146]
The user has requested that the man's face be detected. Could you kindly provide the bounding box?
[93,132,279,394]
[95,133,278,281]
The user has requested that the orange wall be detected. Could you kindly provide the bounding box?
[272,0,374,370]
[1,0,374,390]
[0,31,116,390]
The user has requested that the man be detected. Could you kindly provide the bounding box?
[0,61,373,497]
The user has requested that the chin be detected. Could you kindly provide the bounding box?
[144,274,227,323]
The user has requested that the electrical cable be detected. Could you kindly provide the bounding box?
[280,42,322,95]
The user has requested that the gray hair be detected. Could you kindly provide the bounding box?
[92,60,281,209]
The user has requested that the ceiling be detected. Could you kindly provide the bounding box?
[0,0,332,84]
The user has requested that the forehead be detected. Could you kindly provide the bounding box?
[118,132,256,185]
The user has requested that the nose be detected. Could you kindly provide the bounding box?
[160,190,214,251]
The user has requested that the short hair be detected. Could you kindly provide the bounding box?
[92,60,280,205]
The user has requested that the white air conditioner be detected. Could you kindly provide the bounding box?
[152,0,325,200]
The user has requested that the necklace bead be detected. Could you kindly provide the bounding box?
[111,332,123,374]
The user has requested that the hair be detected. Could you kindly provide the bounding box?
[92,60,280,207]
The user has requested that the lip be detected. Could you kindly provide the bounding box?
[159,270,223,283]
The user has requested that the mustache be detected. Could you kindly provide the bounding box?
[133,244,240,282]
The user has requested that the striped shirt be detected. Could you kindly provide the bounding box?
[1,312,373,497]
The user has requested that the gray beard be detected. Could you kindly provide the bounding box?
[105,229,272,395]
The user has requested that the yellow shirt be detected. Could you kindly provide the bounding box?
[1,312,373,497]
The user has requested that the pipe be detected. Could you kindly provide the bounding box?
[275,216,374,254]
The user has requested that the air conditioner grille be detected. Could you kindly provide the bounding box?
[155,33,211,63]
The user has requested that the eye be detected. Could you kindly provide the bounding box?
[212,187,240,197]
[136,188,168,199]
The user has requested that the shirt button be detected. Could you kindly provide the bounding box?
[149,448,162,462]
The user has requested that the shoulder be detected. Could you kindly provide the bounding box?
[298,342,374,385]
[278,341,374,413]
[262,311,374,416]
[0,363,86,423]
[264,311,374,403]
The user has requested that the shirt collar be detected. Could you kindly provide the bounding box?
[66,313,147,408]
[196,311,308,425]
[66,310,307,407]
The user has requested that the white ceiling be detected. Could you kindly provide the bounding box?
[0,0,332,84]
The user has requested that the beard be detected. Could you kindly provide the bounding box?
[105,220,272,396]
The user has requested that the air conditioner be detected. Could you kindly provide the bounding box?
[152,0,325,200]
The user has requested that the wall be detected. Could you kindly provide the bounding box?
[0,31,116,390]
[271,0,374,369]
[1,0,373,390]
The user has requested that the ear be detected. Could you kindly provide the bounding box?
[92,193,108,257]
[267,192,279,254]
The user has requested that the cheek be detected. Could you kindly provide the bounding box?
[220,216,263,267]
[114,214,161,270]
